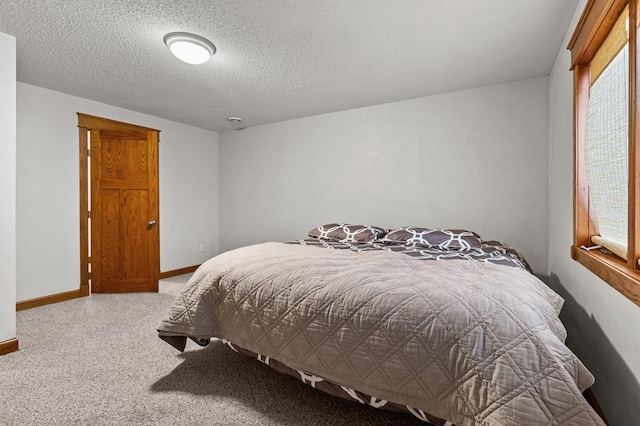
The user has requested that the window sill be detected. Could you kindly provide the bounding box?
[571,245,640,307]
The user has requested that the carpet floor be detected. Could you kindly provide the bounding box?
[1,274,425,425]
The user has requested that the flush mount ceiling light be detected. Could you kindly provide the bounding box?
[228,117,246,130]
[164,32,216,65]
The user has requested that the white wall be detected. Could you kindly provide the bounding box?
[16,83,219,301]
[219,77,550,273]
[548,1,640,424]
[0,32,17,342]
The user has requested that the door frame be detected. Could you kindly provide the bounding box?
[78,113,160,294]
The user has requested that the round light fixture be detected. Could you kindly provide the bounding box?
[228,117,246,130]
[164,32,216,65]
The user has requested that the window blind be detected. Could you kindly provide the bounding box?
[585,42,629,260]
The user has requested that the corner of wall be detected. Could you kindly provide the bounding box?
[0,31,17,345]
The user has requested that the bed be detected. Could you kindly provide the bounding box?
[157,224,605,426]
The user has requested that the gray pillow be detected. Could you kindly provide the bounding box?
[308,223,386,242]
[381,227,482,251]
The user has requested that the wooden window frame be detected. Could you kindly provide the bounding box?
[569,0,640,306]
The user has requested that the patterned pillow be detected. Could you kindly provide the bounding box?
[308,223,386,243]
[381,227,482,251]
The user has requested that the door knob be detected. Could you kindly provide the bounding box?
[148,220,156,226]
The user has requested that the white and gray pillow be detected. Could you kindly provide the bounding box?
[308,223,386,243]
[380,227,482,251]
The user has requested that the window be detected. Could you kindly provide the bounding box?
[586,8,629,260]
[569,0,640,306]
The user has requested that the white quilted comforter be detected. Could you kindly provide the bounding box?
[157,242,604,426]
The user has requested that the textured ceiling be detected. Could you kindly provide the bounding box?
[0,1,579,133]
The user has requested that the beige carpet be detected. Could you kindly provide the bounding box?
[1,274,425,425]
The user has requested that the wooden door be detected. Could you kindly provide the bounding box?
[90,128,159,293]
